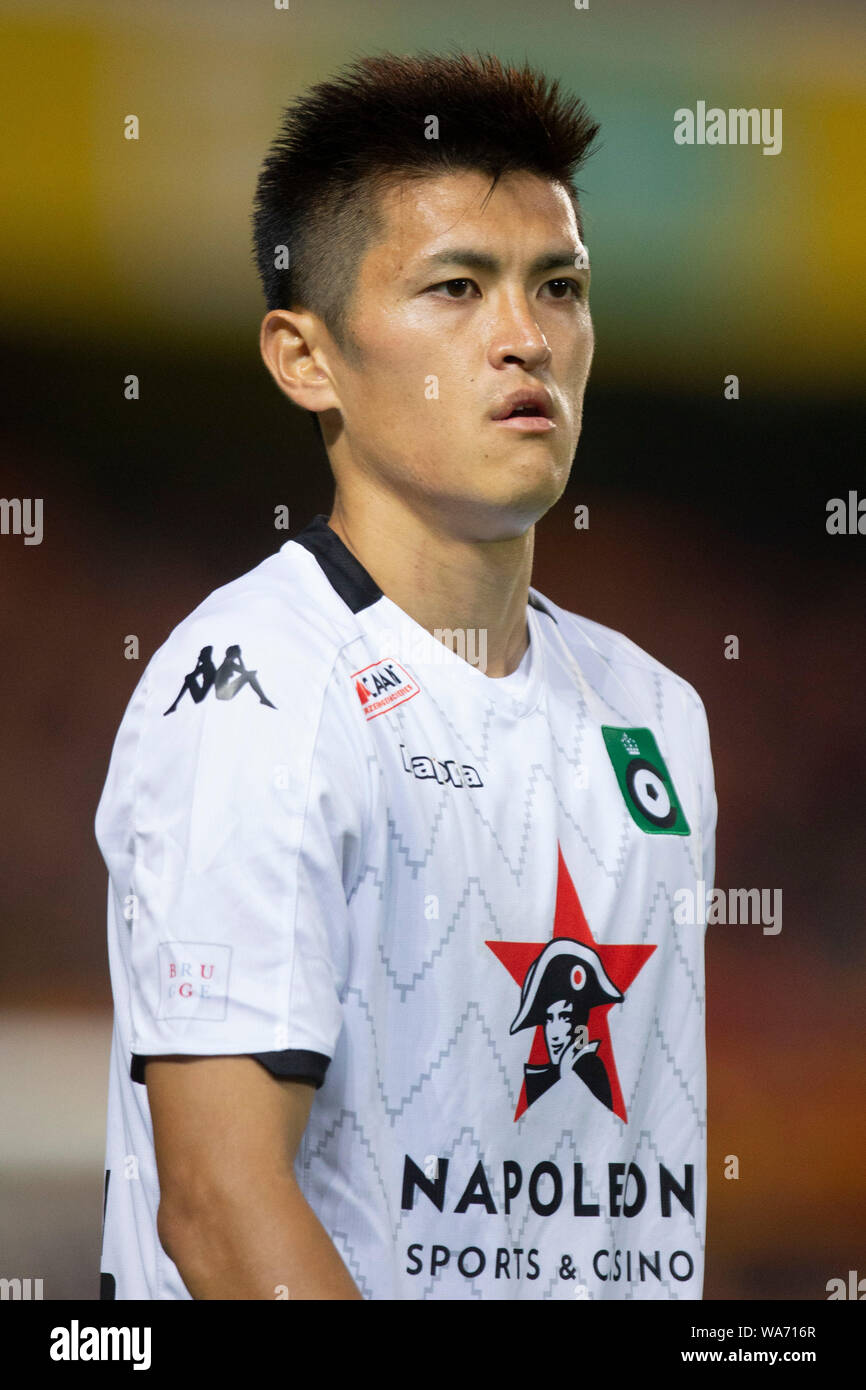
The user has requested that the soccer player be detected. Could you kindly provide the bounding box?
[95,52,717,1300]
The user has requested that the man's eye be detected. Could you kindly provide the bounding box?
[544,278,583,300]
[428,278,478,298]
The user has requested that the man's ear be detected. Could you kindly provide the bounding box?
[259,308,342,415]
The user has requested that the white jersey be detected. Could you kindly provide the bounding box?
[95,514,716,1301]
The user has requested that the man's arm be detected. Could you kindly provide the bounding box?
[146,1055,362,1299]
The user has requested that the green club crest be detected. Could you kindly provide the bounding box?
[601,726,690,836]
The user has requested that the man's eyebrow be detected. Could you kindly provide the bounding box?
[419,248,584,276]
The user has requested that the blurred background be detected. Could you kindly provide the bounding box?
[1,0,864,1300]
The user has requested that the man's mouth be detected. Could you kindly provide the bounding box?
[491,387,556,431]
[493,413,556,432]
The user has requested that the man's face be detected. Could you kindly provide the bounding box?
[545,1000,574,1063]
[322,168,594,540]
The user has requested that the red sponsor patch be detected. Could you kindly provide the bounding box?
[350,658,420,720]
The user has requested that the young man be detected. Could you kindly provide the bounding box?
[95,52,716,1301]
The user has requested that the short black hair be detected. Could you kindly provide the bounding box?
[251,50,600,437]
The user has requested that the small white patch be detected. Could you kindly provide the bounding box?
[157,941,232,1021]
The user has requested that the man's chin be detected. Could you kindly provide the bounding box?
[442,492,557,542]
[474,474,570,539]
[408,455,571,540]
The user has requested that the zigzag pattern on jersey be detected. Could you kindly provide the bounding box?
[529,761,632,879]
[651,1014,706,1135]
[379,738,632,898]
[342,994,517,1125]
[371,873,500,1002]
[381,671,697,897]
[614,928,706,1135]
[461,760,573,886]
[346,810,387,908]
[384,799,450,877]
[639,879,706,1017]
[355,829,701,1013]
[303,1106,389,1302]
[327,1227,375,1300]
[681,814,704,881]
[561,647,635,728]
[327,981,704,1157]
[652,670,666,728]
[390,677,500,766]
[336,864,705,1127]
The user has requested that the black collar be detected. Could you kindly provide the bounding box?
[292,513,556,623]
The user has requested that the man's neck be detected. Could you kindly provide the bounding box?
[327,492,535,678]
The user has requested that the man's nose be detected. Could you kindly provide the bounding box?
[489,294,551,370]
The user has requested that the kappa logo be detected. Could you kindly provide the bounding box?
[351,658,420,720]
[399,743,483,788]
[164,643,276,714]
[488,847,655,1122]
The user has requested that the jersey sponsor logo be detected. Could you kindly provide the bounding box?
[164,643,276,714]
[601,726,690,835]
[351,658,420,720]
[399,1154,698,1289]
[156,941,232,1020]
[487,846,655,1121]
[399,743,483,788]
[401,1154,694,1222]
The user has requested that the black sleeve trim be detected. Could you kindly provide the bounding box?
[130,1049,331,1087]
[252,1049,331,1088]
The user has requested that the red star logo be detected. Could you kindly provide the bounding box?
[486,845,655,1122]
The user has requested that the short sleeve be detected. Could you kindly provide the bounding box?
[96,608,368,1087]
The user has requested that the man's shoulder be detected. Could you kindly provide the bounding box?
[532,587,707,714]
[95,538,367,850]
[151,536,361,689]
